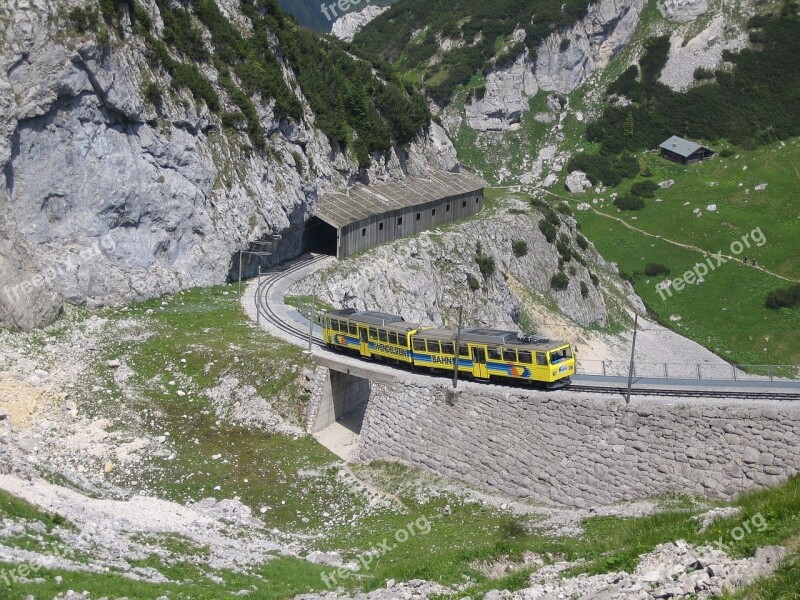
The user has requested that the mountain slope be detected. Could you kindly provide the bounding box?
[278,0,396,32]
[0,0,454,330]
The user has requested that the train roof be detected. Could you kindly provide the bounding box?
[326,309,411,328]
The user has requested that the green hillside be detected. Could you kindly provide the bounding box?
[568,138,800,367]
[350,0,596,104]
[278,0,396,32]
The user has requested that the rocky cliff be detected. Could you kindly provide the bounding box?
[0,0,456,330]
[465,0,646,131]
[291,198,634,330]
[331,4,389,42]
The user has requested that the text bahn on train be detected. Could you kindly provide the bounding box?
[321,309,575,388]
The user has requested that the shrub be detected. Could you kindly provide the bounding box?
[580,281,589,298]
[538,220,557,243]
[613,195,645,211]
[693,67,715,80]
[68,7,99,33]
[475,254,496,278]
[630,180,659,198]
[512,240,528,258]
[292,151,305,176]
[556,234,572,262]
[143,81,163,107]
[765,284,800,309]
[568,265,577,275]
[720,148,736,158]
[550,272,569,291]
[467,275,480,291]
[589,272,599,286]
[557,202,573,216]
[644,262,671,277]
[576,233,589,250]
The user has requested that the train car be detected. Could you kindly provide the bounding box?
[321,309,424,364]
[410,327,575,387]
[321,309,575,388]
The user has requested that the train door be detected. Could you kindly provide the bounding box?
[359,327,371,358]
[471,346,489,379]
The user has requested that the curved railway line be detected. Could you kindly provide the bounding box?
[253,255,800,401]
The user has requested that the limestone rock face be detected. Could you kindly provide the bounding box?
[662,0,709,22]
[566,171,592,193]
[465,0,646,131]
[331,5,390,42]
[0,0,455,329]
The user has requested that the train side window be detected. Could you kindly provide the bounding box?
[426,340,441,353]
[398,334,408,346]
[378,329,388,342]
[488,346,501,360]
[349,322,358,335]
[459,344,469,357]
[518,351,532,364]
[536,352,547,365]
[442,342,455,355]
[369,327,378,340]
[388,332,398,345]
[412,338,426,352]
[330,319,339,331]
[503,348,517,362]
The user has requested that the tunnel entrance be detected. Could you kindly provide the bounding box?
[303,217,338,257]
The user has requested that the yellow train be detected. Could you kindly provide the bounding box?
[321,309,575,388]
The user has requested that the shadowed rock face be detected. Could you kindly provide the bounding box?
[0,0,456,330]
[465,0,646,131]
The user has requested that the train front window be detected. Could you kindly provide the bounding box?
[549,348,571,363]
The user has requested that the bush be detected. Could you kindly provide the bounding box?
[630,180,659,198]
[589,272,599,286]
[693,67,715,80]
[512,240,528,258]
[557,202,573,216]
[292,151,305,176]
[580,281,589,298]
[765,284,800,309]
[556,234,572,262]
[143,81,163,107]
[568,265,577,275]
[475,254,496,278]
[538,220,557,243]
[467,274,480,291]
[576,233,589,250]
[644,262,671,276]
[550,272,569,291]
[720,148,736,158]
[68,7,99,33]
[613,195,645,211]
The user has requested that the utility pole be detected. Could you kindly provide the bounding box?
[452,305,463,389]
[238,250,244,297]
[308,299,314,353]
[625,313,639,404]
[256,265,262,326]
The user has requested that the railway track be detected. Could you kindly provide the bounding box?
[253,256,800,401]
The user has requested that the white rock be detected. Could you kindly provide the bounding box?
[565,171,592,193]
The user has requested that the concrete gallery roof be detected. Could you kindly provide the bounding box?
[659,135,712,158]
[316,169,487,229]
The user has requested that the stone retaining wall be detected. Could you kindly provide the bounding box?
[356,381,800,506]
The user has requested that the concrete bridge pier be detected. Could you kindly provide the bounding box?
[312,369,372,434]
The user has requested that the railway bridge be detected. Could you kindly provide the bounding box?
[247,255,800,508]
